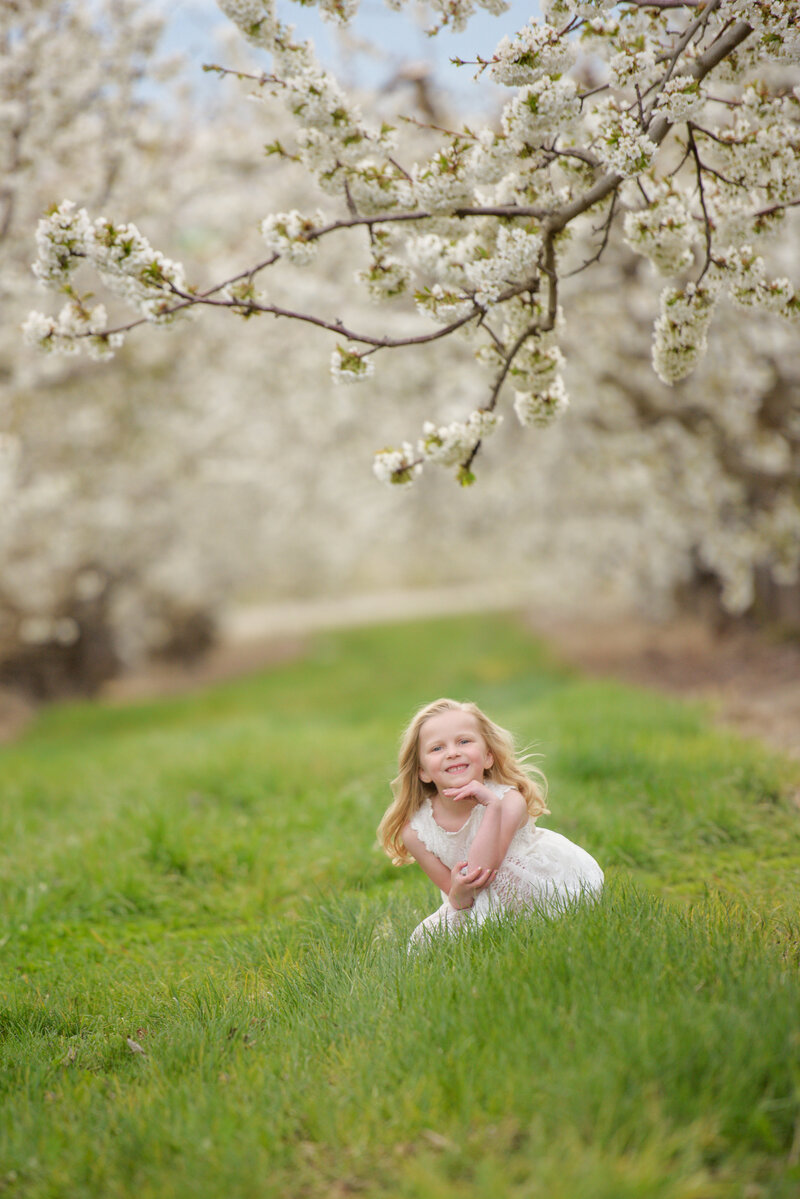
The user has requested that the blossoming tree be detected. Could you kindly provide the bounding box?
[16,0,800,669]
[1,1,338,694]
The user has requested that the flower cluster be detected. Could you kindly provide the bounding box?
[330,343,375,383]
[729,0,800,63]
[508,332,565,396]
[488,20,576,88]
[713,246,796,315]
[501,76,581,146]
[260,210,324,265]
[652,284,717,384]
[418,409,502,468]
[28,201,189,353]
[468,128,517,187]
[89,217,188,320]
[704,90,800,206]
[513,375,569,427]
[219,0,399,207]
[406,230,483,289]
[593,105,658,178]
[425,0,511,36]
[541,0,615,22]
[31,202,94,288]
[216,0,280,51]
[372,443,421,486]
[607,45,658,90]
[654,76,705,125]
[412,146,476,213]
[372,407,503,485]
[22,302,123,361]
[623,191,696,277]
[346,162,412,216]
[414,285,476,325]
[464,225,542,308]
[355,255,411,301]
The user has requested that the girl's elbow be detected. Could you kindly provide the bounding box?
[502,790,528,828]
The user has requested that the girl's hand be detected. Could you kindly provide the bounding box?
[448,859,497,910]
[442,779,498,806]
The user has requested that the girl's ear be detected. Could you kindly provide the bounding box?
[419,767,432,784]
[485,750,494,771]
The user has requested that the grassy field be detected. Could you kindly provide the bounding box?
[1,614,799,1198]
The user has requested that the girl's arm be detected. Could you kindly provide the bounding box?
[443,782,528,873]
[401,823,451,893]
[401,823,494,909]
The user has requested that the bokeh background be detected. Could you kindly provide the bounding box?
[2,0,798,725]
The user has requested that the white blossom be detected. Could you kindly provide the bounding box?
[216,0,278,49]
[355,256,411,301]
[330,343,375,383]
[623,192,697,277]
[593,106,658,178]
[465,225,542,307]
[488,20,576,88]
[31,201,93,288]
[513,376,569,427]
[608,46,658,90]
[509,336,565,393]
[418,409,503,468]
[260,210,324,265]
[412,155,475,214]
[501,76,581,146]
[414,284,476,325]
[654,76,705,124]
[652,284,717,384]
[372,443,421,485]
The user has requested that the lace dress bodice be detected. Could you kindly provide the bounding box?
[407,781,603,942]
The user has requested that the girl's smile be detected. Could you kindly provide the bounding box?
[417,710,494,794]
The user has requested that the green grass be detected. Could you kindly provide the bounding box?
[1,614,798,1198]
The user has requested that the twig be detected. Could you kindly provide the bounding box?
[387,156,412,182]
[563,190,618,278]
[202,63,285,89]
[753,197,800,219]
[690,124,749,147]
[400,114,477,141]
[626,0,701,7]
[578,83,611,109]
[486,319,539,413]
[686,124,713,282]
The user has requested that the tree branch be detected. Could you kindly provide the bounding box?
[644,0,724,126]
[548,18,753,238]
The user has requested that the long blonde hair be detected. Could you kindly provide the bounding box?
[377,698,550,865]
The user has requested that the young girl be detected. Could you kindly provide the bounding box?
[378,698,603,945]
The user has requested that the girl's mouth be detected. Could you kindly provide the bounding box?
[445,763,468,773]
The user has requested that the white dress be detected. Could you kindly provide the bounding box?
[408,782,603,946]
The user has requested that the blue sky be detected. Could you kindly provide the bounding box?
[166,0,540,102]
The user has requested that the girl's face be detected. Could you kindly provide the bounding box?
[417,709,493,794]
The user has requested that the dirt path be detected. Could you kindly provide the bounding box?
[527,612,800,762]
[108,592,800,762]
[2,587,798,761]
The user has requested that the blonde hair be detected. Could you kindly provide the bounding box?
[377,698,550,865]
